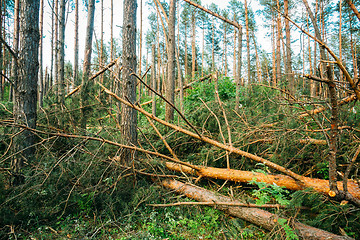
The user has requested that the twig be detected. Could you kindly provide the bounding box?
[131,73,203,139]
[0,35,18,60]
[65,58,121,98]
[97,82,306,182]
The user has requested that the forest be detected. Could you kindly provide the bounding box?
[0,0,360,239]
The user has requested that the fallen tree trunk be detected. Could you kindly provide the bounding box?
[159,179,353,240]
[166,162,360,200]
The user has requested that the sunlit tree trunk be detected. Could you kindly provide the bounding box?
[165,0,176,121]
[80,0,95,130]
[284,0,293,93]
[120,0,138,160]
[54,0,58,92]
[223,23,227,77]
[12,0,40,185]
[39,0,44,106]
[235,26,243,111]
[271,14,276,86]
[184,22,189,78]
[10,0,20,102]
[57,0,65,104]
[211,18,215,72]
[276,0,281,84]
[151,44,156,116]
[73,0,79,86]
[245,0,250,84]
[191,10,196,80]
[251,33,261,83]
[110,0,113,61]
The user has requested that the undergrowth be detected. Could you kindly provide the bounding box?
[1,76,359,239]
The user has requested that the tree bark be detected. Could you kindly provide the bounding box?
[165,0,176,122]
[12,0,40,185]
[284,0,293,93]
[57,0,66,104]
[10,0,20,101]
[245,0,250,84]
[120,0,137,162]
[80,0,95,130]
[191,9,196,80]
[159,179,354,240]
[165,162,360,200]
[151,44,157,116]
[38,0,44,106]
[73,0,79,86]
[235,27,242,111]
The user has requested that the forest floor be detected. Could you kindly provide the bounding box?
[1,76,359,239]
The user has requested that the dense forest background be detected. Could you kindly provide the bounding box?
[0,0,360,239]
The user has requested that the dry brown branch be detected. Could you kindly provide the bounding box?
[182,0,242,30]
[299,94,357,118]
[65,58,121,98]
[0,121,200,171]
[98,82,305,182]
[174,74,212,93]
[159,179,354,240]
[131,73,203,138]
[165,162,360,200]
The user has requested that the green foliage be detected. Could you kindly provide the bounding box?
[277,218,299,240]
[250,177,290,206]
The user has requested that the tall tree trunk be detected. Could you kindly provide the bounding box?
[54,0,58,92]
[211,18,215,72]
[233,15,236,81]
[350,17,358,83]
[57,0,65,104]
[120,0,137,161]
[276,0,281,85]
[100,0,104,84]
[201,20,204,77]
[235,26,242,111]
[184,22,188,78]
[73,0,79,85]
[80,0,95,130]
[271,14,276,86]
[10,0,20,101]
[139,0,142,75]
[39,0,44,106]
[151,44,156,116]
[251,32,261,83]
[49,0,54,89]
[302,0,326,76]
[245,0,250,84]
[165,0,176,122]
[223,23,227,77]
[12,0,40,185]
[339,0,343,83]
[110,0,113,60]
[191,10,196,80]
[177,2,184,113]
[284,0,293,93]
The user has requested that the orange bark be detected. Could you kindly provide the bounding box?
[166,162,360,200]
[159,179,353,240]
